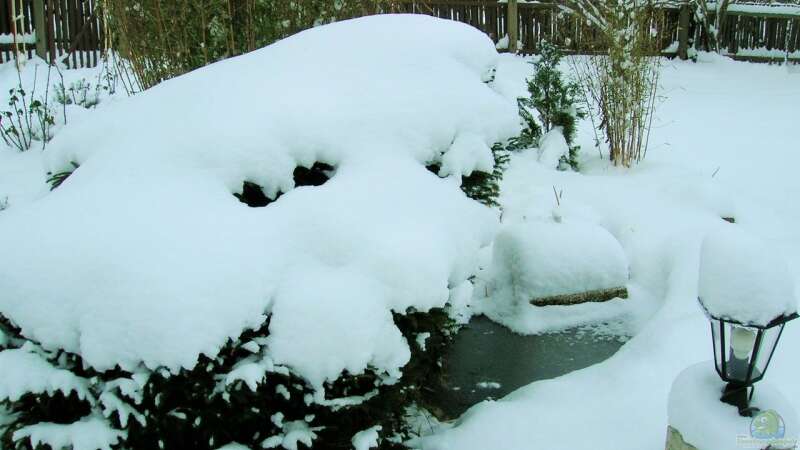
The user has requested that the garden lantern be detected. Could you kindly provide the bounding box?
[698,299,797,416]
[698,226,799,417]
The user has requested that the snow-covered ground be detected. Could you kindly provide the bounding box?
[1,17,799,450]
[418,54,800,450]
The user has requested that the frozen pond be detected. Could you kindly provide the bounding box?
[430,315,629,419]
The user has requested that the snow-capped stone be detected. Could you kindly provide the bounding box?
[491,218,629,301]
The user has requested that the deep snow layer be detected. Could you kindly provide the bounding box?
[0,15,518,387]
[419,54,800,450]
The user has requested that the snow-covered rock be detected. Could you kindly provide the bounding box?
[699,226,798,326]
[491,218,629,302]
[668,362,798,450]
[0,14,518,388]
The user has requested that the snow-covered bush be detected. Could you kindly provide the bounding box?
[54,79,100,109]
[0,80,55,152]
[0,15,518,450]
[0,309,455,450]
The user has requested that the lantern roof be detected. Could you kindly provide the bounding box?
[698,226,798,327]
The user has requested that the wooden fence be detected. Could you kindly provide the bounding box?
[393,1,683,55]
[394,0,799,61]
[718,4,800,61]
[0,0,797,68]
[0,0,104,68]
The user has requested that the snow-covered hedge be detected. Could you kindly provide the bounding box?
[0,14,519,450]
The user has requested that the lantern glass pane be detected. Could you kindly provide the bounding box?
[752,324,783,382]
[711,319,722,374]
[724,323,758,383]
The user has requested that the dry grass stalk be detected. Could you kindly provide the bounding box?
[566,0,662,167]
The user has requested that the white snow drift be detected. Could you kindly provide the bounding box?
[0,14,518,389]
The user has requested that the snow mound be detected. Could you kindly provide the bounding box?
[668,362,798,450]
[491,219,629,301]
[698,226,797,326]
[537,129,569,170]
[0,14,518,387]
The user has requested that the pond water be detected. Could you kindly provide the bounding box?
[428,315,629,419]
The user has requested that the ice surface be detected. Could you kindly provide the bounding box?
[0,15,518,388]
[699,225,797,326]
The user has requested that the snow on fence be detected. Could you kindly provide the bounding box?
[720,4,800,61]
[0,0,104,68]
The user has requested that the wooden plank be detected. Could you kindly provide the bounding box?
[507,0,517,52]
[69,0,77,67]
[46,0,55,63]
[32,0,45,59]
[54,0,63,58]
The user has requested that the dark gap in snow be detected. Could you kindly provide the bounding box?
[235,162,335,208]
[293,162,334,187]
[235,181,272,207]
[46,161,80,191]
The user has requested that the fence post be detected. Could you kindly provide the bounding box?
[678,3,690,60]
[32,0,47,60]
[508,0,518,53]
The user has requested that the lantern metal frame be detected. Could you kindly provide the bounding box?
[698,298,798,416]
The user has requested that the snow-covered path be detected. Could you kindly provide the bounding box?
[420,55,800,450]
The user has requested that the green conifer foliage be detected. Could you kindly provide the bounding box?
[519,41,585,170]
[0,308,454,450]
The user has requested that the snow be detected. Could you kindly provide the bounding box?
[262,420,319,450]
[415,332,431,351]
[668,362,798,450]
[730,47,800,60]
[477,175,630,333]
[491,219,628,300]
[417,53,800,450]
[726,2,800,17]
[0,346,92,403]
[0,33,36,45]
[215,444,252,450]
[12,416,125,450]
[0,15,518,389]
[351,425,382,450]
[1,13,799,450]
[537,129,569,169]
[699,225,798,326]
